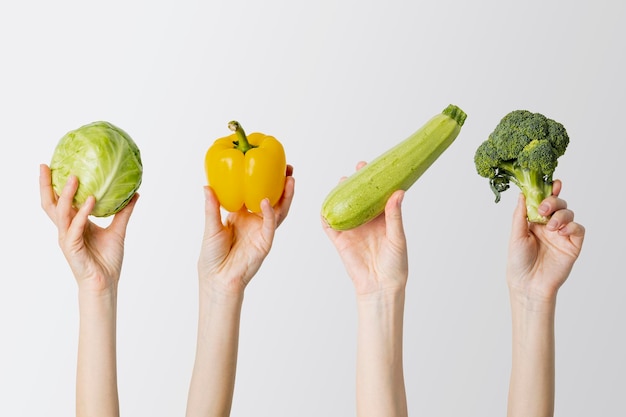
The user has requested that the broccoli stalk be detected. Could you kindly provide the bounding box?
[474,110,569,224]
[490,160,554,223]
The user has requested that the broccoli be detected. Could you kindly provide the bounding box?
[474,110,570,223]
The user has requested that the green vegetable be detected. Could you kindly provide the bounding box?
[321,104,467,231]
[50,121,143,217]
[474,109,569,223]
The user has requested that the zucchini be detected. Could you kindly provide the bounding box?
[321,104,467,230]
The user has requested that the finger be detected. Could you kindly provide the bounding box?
[39,164,58,221]
[510,193,530,241]
[203,186,224,238]
[546,207,575,232]
[275,176,295,228]
[260,198,277,247]
[384,190,406,245]
[558,221,586,249]
[286,164,294,177]
[321,214,338,237]
[109,193,139,238]
[552,179,562,196]
[65,195,95,244]
[538,194,568,218]
[56,175,79,233]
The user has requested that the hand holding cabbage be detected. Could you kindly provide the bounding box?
[49,121,143,217]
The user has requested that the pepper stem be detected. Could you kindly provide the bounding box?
[229,121,255,154]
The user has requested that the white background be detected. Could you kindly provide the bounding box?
[1,0,625,416]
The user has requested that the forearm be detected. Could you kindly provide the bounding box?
[76,288,119,417]
[186,284,244,417]
[507,291,557,417]
[356,288,408,417]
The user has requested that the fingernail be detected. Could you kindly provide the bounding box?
[538,203,549,214]
[547,218,558,230]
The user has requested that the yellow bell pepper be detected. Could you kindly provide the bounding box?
[205,121,286,213]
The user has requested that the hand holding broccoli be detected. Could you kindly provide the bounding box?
[506,180,585,304]
[474,110,569,223]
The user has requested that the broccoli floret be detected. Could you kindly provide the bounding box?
[474,110,569,223]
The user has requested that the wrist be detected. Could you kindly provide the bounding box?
[356,285,406,306]
[508,286,558,315]
[199,279,245,307]
[76,272,120,296]
[77,285,118,322]
[352,270,408,299]
[509,289,556,319]
[78,283,118,302]
[356,287,406,326]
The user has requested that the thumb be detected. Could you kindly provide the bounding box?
[385,190,406,245]
[259,198,277,248]
[203,186,224,237]
[510,193,529,241]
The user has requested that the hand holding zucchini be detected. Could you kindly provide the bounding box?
[321,104,467,230]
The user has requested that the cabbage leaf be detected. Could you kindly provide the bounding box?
[50,121,143,217]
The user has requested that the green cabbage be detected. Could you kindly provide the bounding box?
[50,121,143,217]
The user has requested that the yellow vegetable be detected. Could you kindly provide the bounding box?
[205,121,286,213]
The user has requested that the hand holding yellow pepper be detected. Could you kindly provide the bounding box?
[205,121,286,213]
